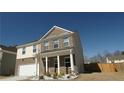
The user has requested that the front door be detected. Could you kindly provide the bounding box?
[53,58,58,73]
[64,56,71,74]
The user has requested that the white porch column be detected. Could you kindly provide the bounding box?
[35,58,39,76]
[45,56,48,73]
[70,49,74,72]
[57,55,60,75]
[35,58,37,76]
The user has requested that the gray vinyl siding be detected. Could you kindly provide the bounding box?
[73,32,84,73]
[1,52,16,76]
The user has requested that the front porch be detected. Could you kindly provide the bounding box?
[42,53,76,75]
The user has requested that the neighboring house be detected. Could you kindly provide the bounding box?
[106,55,124,63]
[0,45,17,76]
[15,26,84,76]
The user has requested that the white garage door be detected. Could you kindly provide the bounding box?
[19,64,36,76]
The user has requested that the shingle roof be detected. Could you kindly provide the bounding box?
[0,45,17,52]
[16,39,38,48]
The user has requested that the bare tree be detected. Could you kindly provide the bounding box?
[113,50,121,56]
[103,50,112,57]
[84,55,90,64]
[90,54,103,63]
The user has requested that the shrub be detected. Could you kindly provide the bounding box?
[46,72,51,77]
[60,72,65,76]
[58,72,65,78]
[53,73,58,79]
[39,75,44,79]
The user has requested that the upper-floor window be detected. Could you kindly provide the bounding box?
[44,41,49,50]
[22,47,26,55]
[53,39,59,49]
[33,45,36,53]
[63,37,70,47]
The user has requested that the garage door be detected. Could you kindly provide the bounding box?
[19,64,36,76]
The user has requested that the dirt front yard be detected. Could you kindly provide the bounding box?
[75,72,124,81]
[0,76,8,79]
[0,72,124,81]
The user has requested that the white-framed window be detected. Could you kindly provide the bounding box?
[53,39,59,49]
[22,47,26,55]
[44,41,49,50]
[63,37,70,47]
[33,45,36,53]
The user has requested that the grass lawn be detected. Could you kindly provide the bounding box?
[75,72,124,81]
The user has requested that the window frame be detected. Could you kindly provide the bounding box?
[63,37,70,47]
[44,41,49,50]
[33,45,37,53]
[53,39,59,49]
[22,47,26,55]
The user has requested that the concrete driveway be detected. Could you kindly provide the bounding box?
[0,76,37,81]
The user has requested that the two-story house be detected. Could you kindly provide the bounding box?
[15,26,84,76]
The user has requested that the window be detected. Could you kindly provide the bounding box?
[33,45,36,53]
[22,47,26,55]
[44,41,49,50]
[53,40,59,49]
[63,37,69,47]
[64,57,70,67]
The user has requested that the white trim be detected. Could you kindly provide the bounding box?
[44,41,49,50]
[36,58,39,76]
[63,37,70,47]
[70,53,74,71]
[45,56,48,73]
[55,26,74,33]
[70,49,74,71]
[57,55,60,75]
[0,49,16,55]
[39,26,74,40]
[53,39,59,49]
[42,49,72,57]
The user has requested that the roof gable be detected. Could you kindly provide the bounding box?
[17,26,74,48]
[40,26,74,40]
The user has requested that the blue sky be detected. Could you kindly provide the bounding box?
[0,12,124,57]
